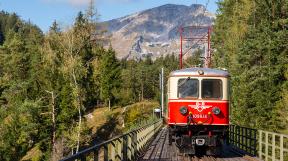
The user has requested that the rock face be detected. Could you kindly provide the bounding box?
[105,4,215,60]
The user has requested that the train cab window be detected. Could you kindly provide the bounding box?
[202,79,222,99]
[178,78,199,98]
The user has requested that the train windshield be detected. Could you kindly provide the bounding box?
[202,79,222,99]
[178,78,199,98]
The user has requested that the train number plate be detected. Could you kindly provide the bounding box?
[191,139,205,146]
[192,114,208,119]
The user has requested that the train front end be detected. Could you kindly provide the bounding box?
[166,68,229,155]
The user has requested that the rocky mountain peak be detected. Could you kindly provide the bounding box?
[106,4,215,60]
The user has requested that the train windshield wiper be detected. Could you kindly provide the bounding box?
[178,77,191,87]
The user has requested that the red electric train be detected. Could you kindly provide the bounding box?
[164,67,229,155]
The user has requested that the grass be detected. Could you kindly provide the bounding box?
[21,145,42,161]
[85,100,159,136]
[85,106,122,134]
[123,100,159,130]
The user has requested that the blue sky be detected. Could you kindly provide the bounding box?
[0,0,218,32]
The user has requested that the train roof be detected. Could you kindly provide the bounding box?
[169,67,229,77]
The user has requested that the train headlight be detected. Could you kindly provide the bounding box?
[179,106,188,115]
[212,107,221,115]
[198,70,204,75]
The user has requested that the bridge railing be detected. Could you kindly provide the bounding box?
[60,119,163,161]
[258,130,288,161]
[228,125,288,161]
[228,125,257,156]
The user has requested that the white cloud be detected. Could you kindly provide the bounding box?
[68,0,91,6]
[96,0,139,4]
[42,0,91,7]
[42,0,139,7]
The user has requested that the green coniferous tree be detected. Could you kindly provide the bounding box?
[212,0,288,131]
[98,47,121,107]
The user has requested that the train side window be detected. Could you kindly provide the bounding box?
[178,78,199,98]
[202,79,222,99]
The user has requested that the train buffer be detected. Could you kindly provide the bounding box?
[60,120,288,161]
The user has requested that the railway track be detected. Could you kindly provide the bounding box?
[138,127,261,161]
[188,155,260,161]
[173,151,261,161]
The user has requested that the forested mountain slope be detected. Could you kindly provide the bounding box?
[212,0,288,132]
[0,9,179,161]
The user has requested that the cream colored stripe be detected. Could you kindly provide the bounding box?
[168,99,228,103]
[168,123,229,125]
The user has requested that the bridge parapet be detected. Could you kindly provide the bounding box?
[258,130,288,161]
[228,125,258,156]
[228,125,288,161]
[60,119,163,161]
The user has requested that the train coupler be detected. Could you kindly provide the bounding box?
[175,135,195,154]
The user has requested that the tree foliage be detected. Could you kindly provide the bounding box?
[212,0,288,131]
[0,8,178,160]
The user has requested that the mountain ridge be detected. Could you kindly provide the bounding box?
[104,3,215,60]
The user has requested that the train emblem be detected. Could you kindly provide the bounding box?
[188,102,212,112]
